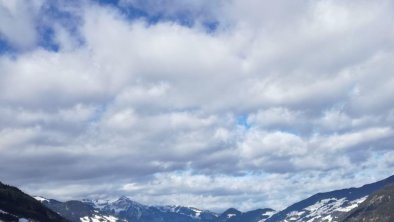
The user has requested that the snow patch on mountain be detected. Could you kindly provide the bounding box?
[335,197,367,212]
[33,196,48,202]
[227,213,236,218]
[80,214,121,222]
[0,209,10,215]
[282,196,367,222]
[258,210,276,222]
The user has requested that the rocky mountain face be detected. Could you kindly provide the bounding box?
[0,181,68,222]
[340,184,394,222]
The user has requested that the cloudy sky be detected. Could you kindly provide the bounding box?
[1,0,394,212]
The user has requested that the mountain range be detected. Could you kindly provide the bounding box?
[1,175,394,222]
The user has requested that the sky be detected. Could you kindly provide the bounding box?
[1,0,394,212]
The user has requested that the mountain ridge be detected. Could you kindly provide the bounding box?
[2,174,394,222]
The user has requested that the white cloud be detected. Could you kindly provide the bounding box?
[247,107,302,128]
[317,108,381,131]
[240,130,306,159]
[103,109,137,131]
[312,127,394,151]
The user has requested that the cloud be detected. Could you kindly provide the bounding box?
[247,107,303,128]
[0,0,394,212]
[240,130,306,159]
[0,127,40,150]
[313,127,394,152]
[0,0,43,48]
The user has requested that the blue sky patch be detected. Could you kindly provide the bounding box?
[237,114,251,129]
[0,37,14,54]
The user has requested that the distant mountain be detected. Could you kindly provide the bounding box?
[35,197,121,222]
[39,196,274,222]
[39,196,218,222]
[0,181,68,222]
[266,175,394,222]
[340,184,394,222]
